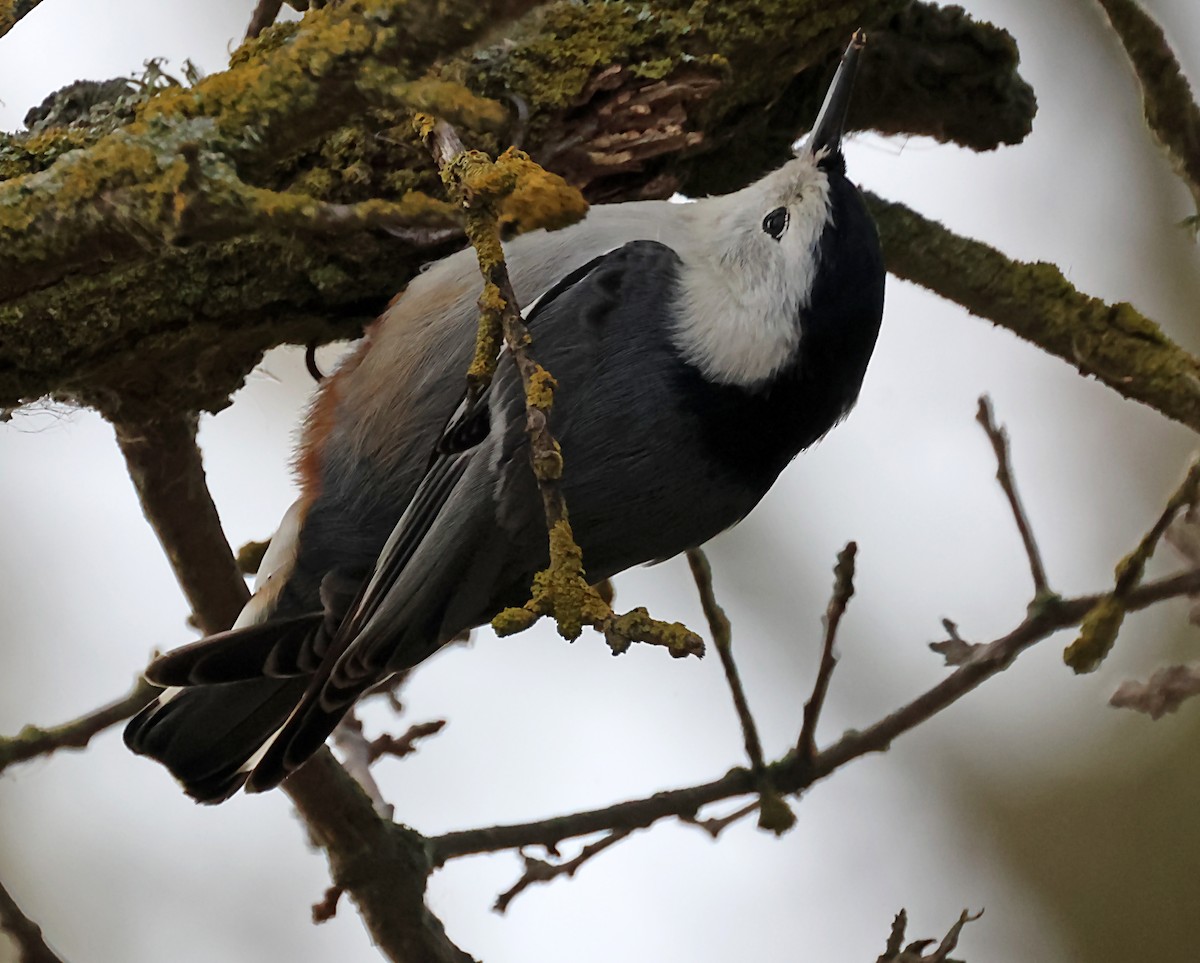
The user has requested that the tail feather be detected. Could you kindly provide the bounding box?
[144,613,324,686]
[244,682,367,794]
[124,675,310,803]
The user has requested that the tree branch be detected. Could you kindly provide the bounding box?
[687,548,764,770]
[245,0,285,39]
[1065,456,1200,672]
[1,1,1035,418]
[686,547,795,832]
[493,828,633,913]
[110,413,473,962]
[283,751,474,963]
[112,413,250,634]
[0,0,45,42]
[868,192,1200,435]
[417,116,704,659]
[877,908,982,963]
[798,542,858,758]
[1093,0,1200,216]
[0,878,65,963]
[975,396,1051,598]
[429,566,1200,864]
[0,675,155,776]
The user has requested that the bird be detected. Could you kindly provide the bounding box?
[124,31,885,803]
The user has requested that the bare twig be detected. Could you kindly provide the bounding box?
[929,618,980,666]
[877,908,982,962]
[429,567,1200,864]
[686,548,792,832]
[1093,0,1200,215]
[367,720,446,762]
[975,397,1050,598]
[0,675,156,776]
[1065,456,1200,673]
[798,542,858,759]
[494,829,633,913]
[311,885,344,925]
[0,878,65,963]
[332,712,394,819]
[245,0,285,39]
[686,549,764,771]
[682,800,760,839]
[283,750,473,963]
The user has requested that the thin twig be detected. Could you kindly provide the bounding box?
[428,566,1200,865]
[976,396,1050,598]
[686,549,764,770]
[681,800,760,839]
[0,878,65,963]
[686,548,793,832]
[0,676,156,776]
[494,829,633,913]
[311,885,344,925]
[878,908,983,962]
[798,542,857,759]
[367,720,446,762]
[1065,456,1200,673]
[929,617,979,666]
[331,712,394,819]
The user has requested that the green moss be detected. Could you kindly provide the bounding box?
[525,364,557,409]
[229,18,303,67]
[497,148,588,234]
[492,606,540,635]
[1064,597,1126,674]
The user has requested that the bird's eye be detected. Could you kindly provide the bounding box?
[762,207,789,241]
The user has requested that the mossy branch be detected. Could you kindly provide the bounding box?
[417,116,701,660]
[0,1,1035,420]
[1094,0,1200,218]
[0,0,44,41]
[868,192,1200,434]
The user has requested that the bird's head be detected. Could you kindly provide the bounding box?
[675,30,883,389]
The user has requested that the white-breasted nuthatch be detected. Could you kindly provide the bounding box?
[125,31,885,802]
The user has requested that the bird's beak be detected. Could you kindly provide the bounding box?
[805,29,867,156]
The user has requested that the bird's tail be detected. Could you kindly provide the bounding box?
[124,677,310,803]
[124,613,325,803]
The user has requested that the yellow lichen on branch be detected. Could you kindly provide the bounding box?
[1065,457,1200,673]
[416,114,701,660]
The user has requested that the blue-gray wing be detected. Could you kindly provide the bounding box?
[245,240,759,791]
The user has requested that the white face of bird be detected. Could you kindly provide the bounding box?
[672,150,837,389]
